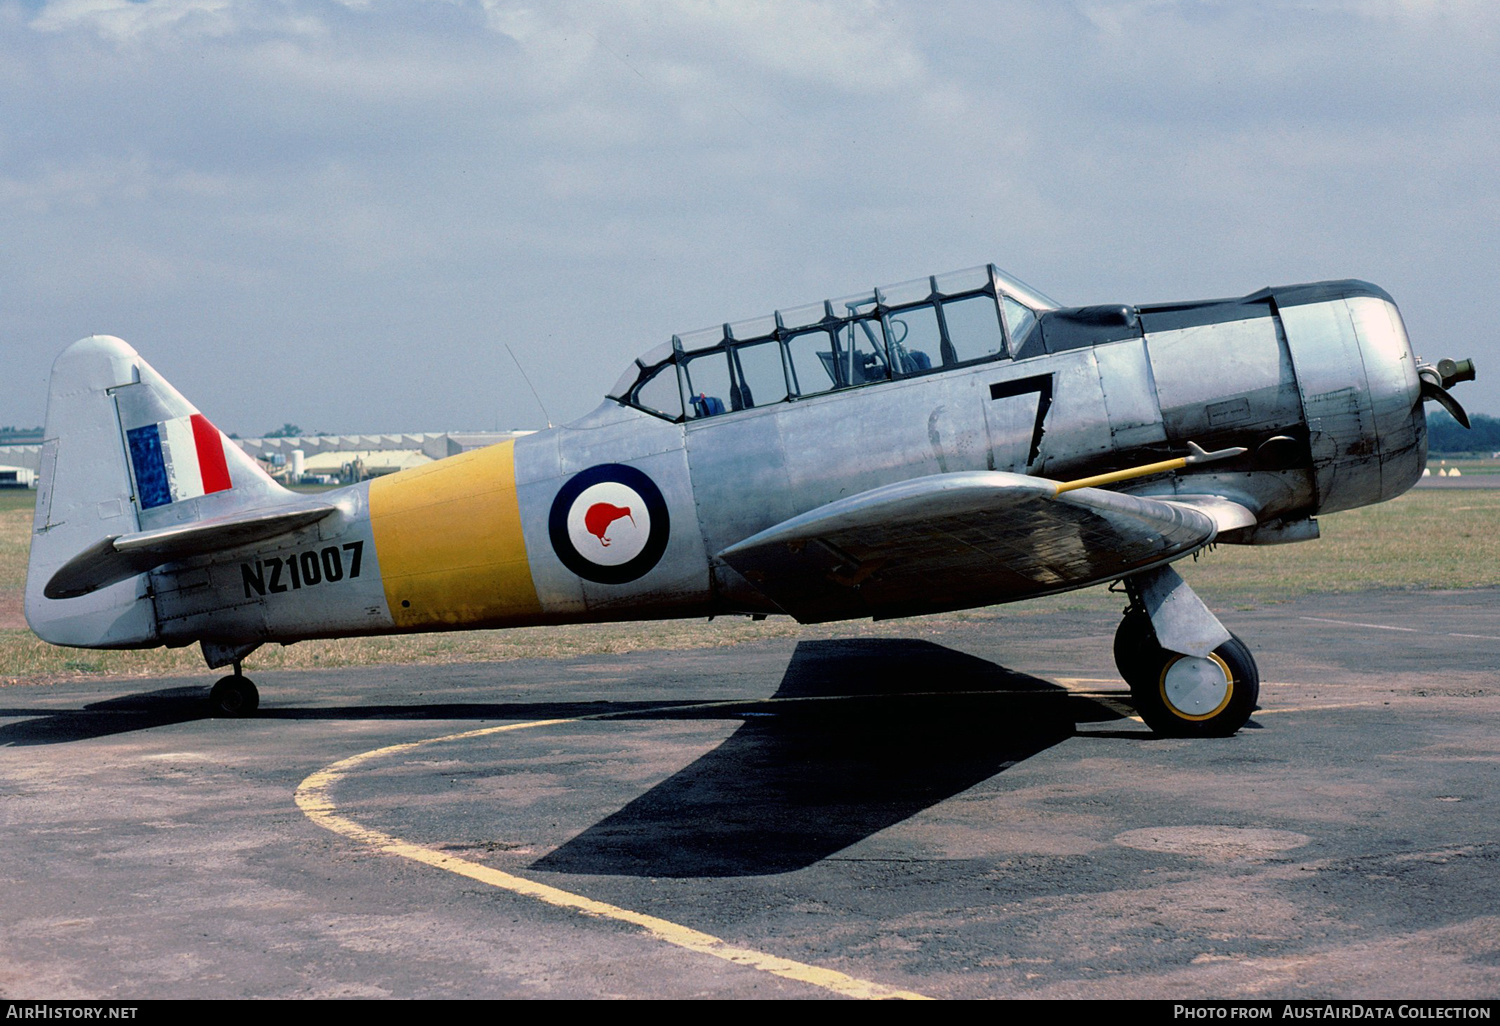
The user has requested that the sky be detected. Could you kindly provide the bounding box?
[2,0,1497,435]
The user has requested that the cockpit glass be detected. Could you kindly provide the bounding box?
[942,294,1006,363]
[831,318,890,386]
[728,314,777,341]
[1002,296,1042,359]
[878,276,934,308]
[992,268,1061,310]
[677,326,725,353]
[833,292,879,318]
[608,364,640,400]
[778,301,828,331]
[632,362,683,419]
[887,304,942,372]
[682,350,734,418]
[786,329,836,397]
[608,341,676,401]
[731,340,788,407]
[611,262,1054,420]
[933,266,991,295]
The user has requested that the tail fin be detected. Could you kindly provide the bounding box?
[25,336,299,648]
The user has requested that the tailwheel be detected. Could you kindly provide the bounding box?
[1113,612,1259,737]
[208,674,259,717]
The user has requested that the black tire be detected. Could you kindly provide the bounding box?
[1115,609,1258,737]
[1113,606,1160,686]
[1131,634,1258,738]
[208,674,259,717]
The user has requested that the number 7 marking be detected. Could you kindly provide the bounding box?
[989,374,1054,466]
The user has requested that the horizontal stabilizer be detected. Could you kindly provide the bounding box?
[45,503,337,599]
[718,471,1218,623]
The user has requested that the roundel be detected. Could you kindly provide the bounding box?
[548,464,670,584]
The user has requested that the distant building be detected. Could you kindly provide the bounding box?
[0,430,529,488]
[0,464,36,488]
[237,432,529,485]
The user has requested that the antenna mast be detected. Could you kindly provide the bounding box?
[505,343,553,429]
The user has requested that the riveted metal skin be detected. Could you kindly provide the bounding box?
[514,404,711,622]
[24,273,1442,662]
[1277,293,1425,513]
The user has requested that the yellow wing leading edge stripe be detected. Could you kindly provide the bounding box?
[368,440,542,629]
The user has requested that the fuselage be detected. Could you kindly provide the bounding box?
[137,276,1426,651]
[25,270,1428,654]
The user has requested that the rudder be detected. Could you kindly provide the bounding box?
[25,336,288,649]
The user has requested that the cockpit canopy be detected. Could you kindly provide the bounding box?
[607,264,1060,422]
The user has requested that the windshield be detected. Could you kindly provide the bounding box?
[990,268,1061,311]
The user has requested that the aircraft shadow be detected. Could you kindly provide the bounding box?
[0,690,719,747]
[530,638,1074,878]
[0,686,217,746]
[0,639,1117,748]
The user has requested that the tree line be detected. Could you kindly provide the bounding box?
[1428,411,1500,453]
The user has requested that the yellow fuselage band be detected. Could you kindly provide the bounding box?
[368,440,542,629]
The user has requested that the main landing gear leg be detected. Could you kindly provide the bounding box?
[1113,565,1258,737]
[208,659,260,718]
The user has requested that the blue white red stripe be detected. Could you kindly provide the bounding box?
[127,414,233,509]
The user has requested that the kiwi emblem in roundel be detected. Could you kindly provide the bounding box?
[548,464,670,584]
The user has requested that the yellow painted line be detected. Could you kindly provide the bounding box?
[1052,677,1129,689]
[1080,696,1141,720]
[296,709,931,1001]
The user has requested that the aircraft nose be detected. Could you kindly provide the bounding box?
[1350,296,1428,498]
[1357,297,1422,410]
[1279,290,1424,512]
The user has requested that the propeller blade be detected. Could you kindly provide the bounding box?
[1421,380,1471,429]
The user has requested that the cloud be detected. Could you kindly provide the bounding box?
[2,0,1497,432]
[28,0,317,42]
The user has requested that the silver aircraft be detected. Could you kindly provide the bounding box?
[24,264,1475,736]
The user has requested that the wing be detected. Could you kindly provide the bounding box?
[1157,493,1257,533]
[717,471,1220,623]
[44,503,337,599]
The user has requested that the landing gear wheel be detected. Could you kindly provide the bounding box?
[1112,606,1158,686]
[1113,613,1258,737]
[208,674,259,717]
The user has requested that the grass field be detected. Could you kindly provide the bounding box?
[3,485,1498,685]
